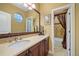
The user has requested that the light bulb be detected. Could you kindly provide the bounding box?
[32,4,36,9]
[24,3,28,8]
[28,7,32,10]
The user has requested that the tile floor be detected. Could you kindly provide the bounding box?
[54,37,67,56]
[48,37,67,56]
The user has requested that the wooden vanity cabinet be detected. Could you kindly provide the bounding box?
[28,43,40,56]
[39,40,45,56]
[17,37,49,56]
[44,38,49,56]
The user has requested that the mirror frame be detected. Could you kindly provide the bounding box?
[33,8,41,33]
[0,4,41,39]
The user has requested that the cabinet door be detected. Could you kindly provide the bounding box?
[28,43,40,56]
[44,38,49,56]
[39,40,45,56]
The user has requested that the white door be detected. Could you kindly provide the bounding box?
[0,11,11,34]
[66,8,72,56]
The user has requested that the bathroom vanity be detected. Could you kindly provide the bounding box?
[0,35,49,56]
[17,37,49,56]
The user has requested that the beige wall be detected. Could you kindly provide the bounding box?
[39,3,67,51]
[75,4,79,56]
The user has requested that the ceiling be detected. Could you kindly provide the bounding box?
[11,3,30,12]
[11,3,67,15]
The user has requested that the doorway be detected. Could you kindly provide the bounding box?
[54,9,67,56]
[54,11,67,56]
[51,4,75,56]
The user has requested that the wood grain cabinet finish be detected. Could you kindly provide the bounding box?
[39,40,45,56]
[28,43,40,56]
[17,37,49,56]
[44,38,49,56]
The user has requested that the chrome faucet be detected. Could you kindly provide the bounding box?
[14,37,22,41]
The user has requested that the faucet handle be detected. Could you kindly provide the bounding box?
[14,37,22,41]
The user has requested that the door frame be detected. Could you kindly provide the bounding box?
[51,4,75,56]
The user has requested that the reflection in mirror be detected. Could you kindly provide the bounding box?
[0,3,40,34]
[26,10,39,32]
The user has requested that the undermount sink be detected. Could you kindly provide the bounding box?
[8,40,31,50]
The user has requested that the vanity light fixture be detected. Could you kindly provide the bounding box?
[31,3,36,9]
[24,3,36,10]
[28,7,33,10]
[24,3,28,8]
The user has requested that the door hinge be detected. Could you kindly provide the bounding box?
[69,48,71,51]
[69,13,70,15]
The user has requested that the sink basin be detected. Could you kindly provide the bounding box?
[8,40,30,50]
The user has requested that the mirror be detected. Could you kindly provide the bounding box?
[0,3,40,34]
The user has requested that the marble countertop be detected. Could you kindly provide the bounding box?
[0,35,49,56]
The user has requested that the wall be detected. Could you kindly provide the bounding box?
[39,3,67,52]
[75,4,79,56]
